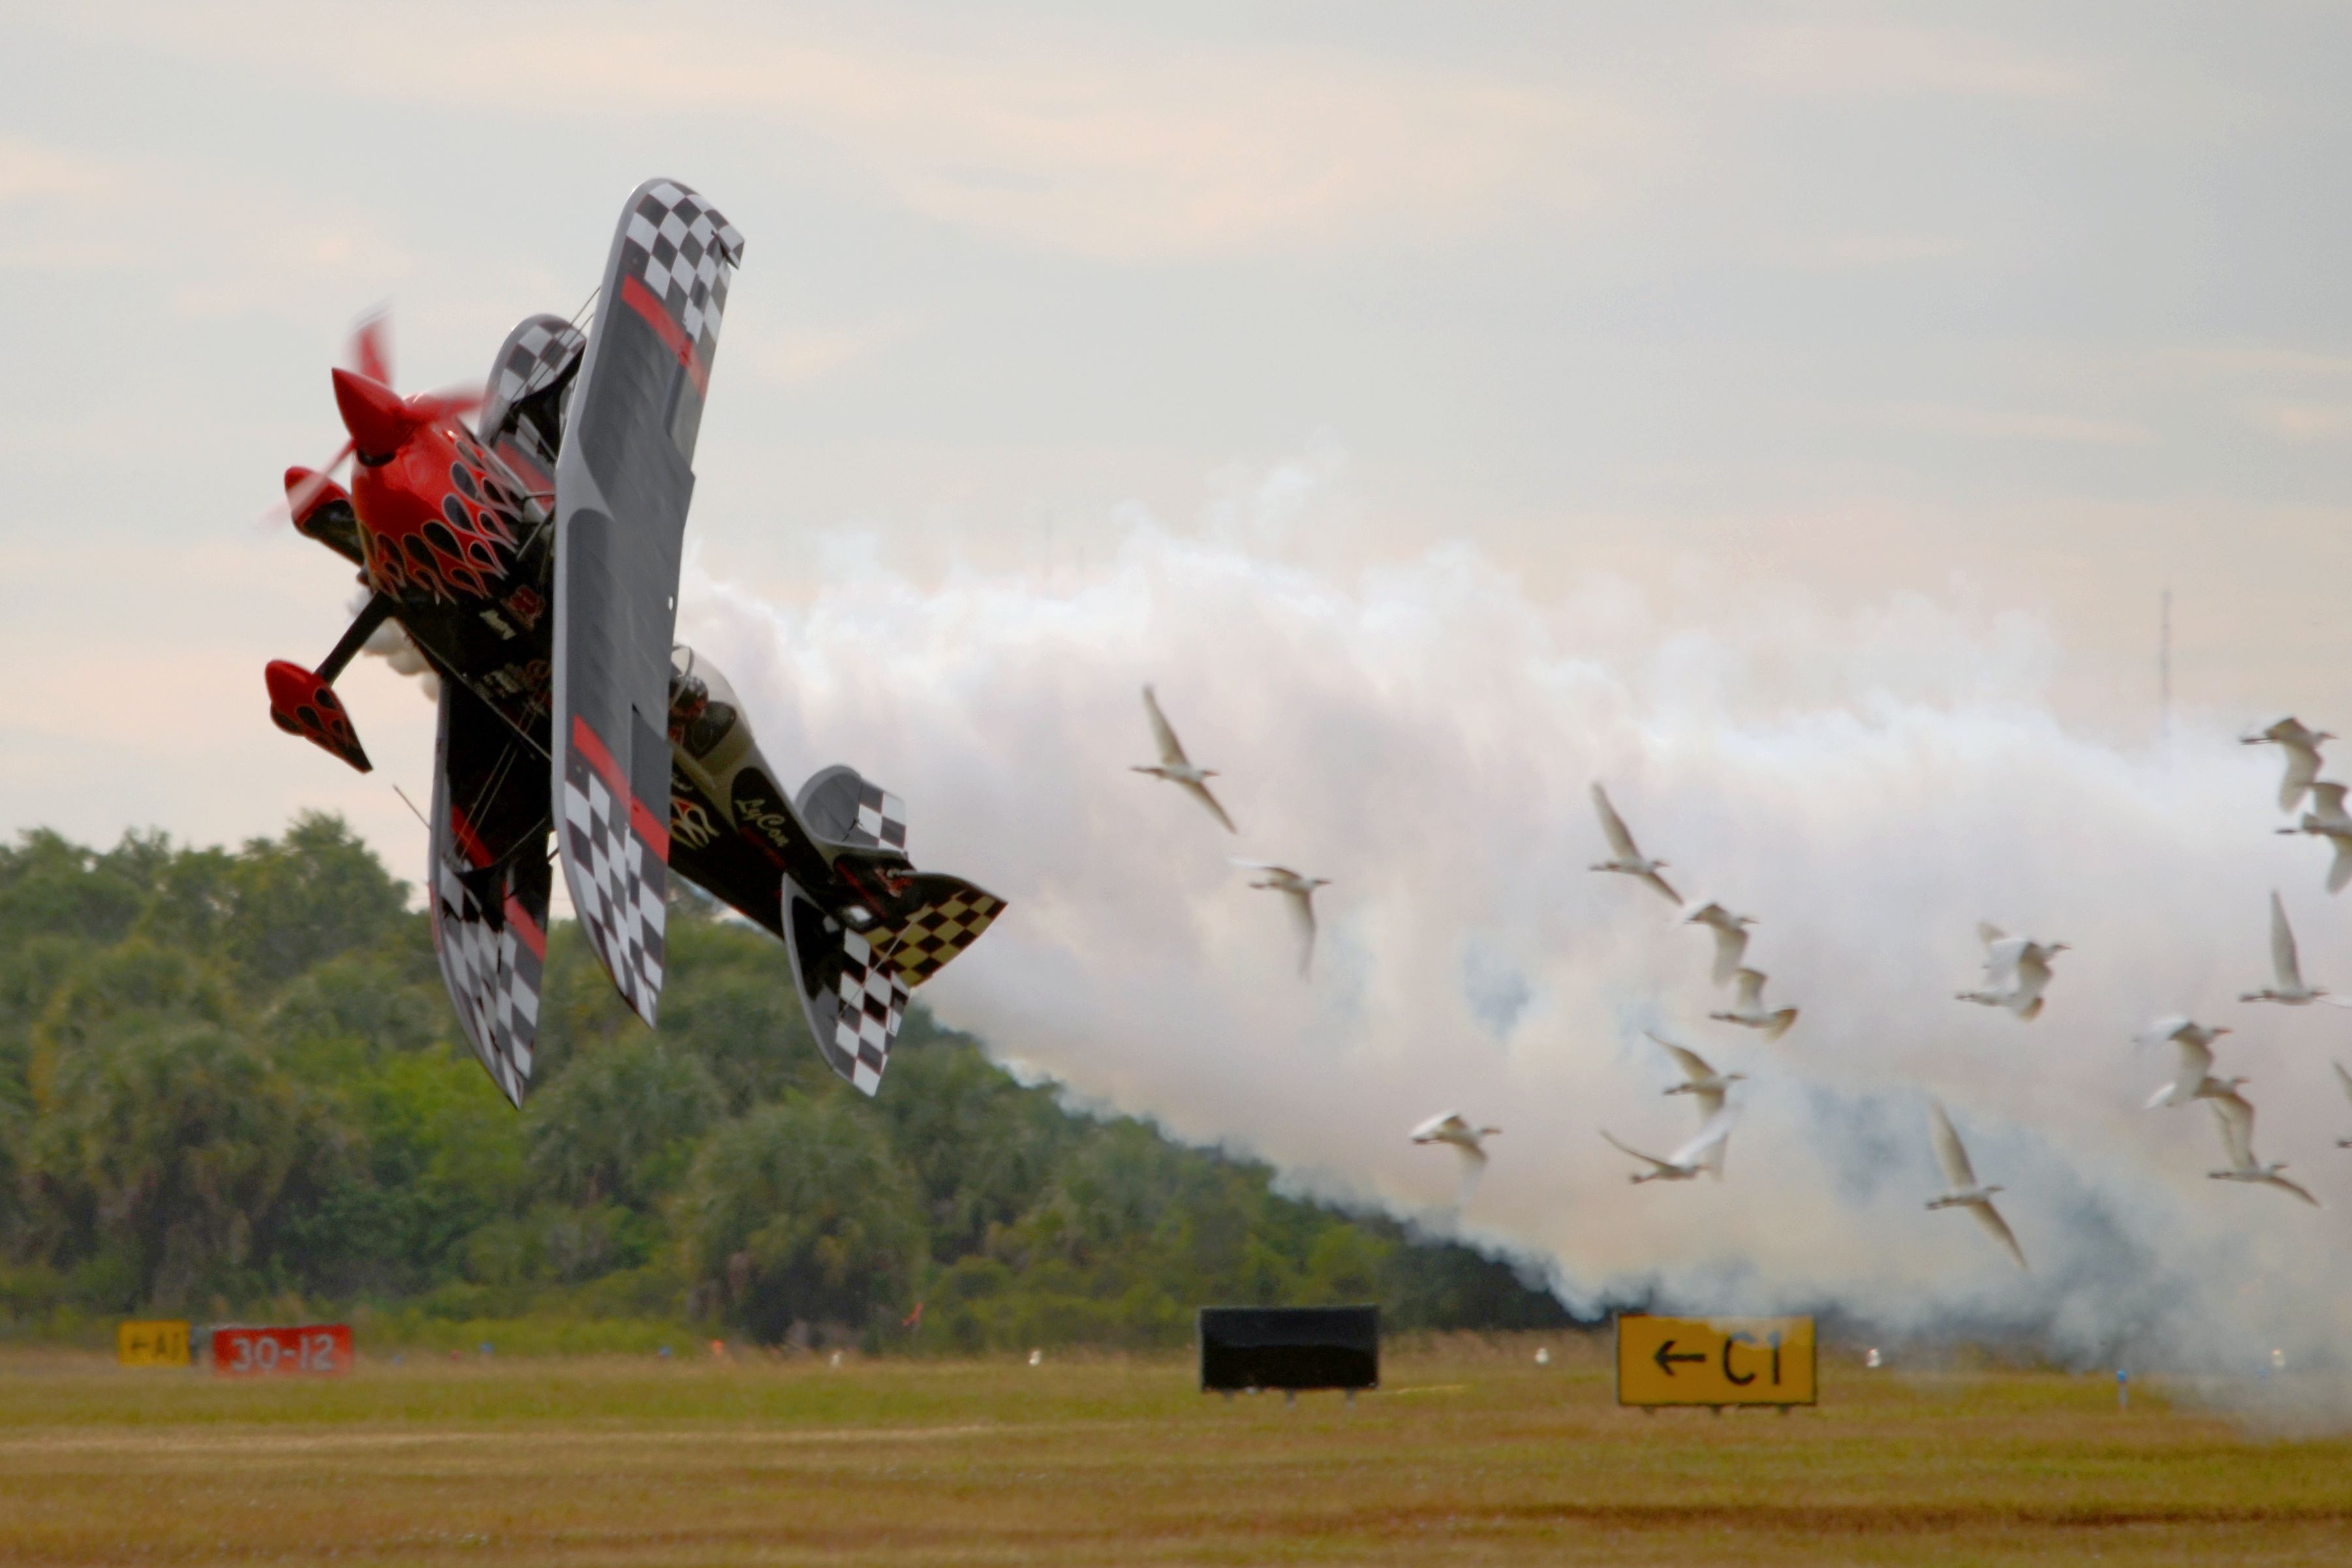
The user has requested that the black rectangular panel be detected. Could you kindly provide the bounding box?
[1198,1306,1378,1392]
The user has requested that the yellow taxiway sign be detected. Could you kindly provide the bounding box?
[116,1319,191,1368]
[1616,1314,1815,1407]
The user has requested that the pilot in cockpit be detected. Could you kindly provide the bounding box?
[666,645,741,760]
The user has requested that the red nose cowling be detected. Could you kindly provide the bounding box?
[332,367,418,463]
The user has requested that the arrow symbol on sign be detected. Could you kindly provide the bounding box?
[1653,1340,1707,1376]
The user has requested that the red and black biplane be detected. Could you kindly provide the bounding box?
[268,178,1003,1105]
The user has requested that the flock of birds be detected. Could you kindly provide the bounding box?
[1135,692,2352,1272]
[1132,685,1331,976]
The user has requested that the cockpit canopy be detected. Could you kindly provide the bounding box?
[668,645,741,760]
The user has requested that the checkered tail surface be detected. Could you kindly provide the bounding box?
[878,874,1008,987]
[785,886,908,1097]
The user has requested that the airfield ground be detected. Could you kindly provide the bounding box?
[3,1334,2349,1565]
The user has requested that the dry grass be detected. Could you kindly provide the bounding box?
[3,1334,2350,1565]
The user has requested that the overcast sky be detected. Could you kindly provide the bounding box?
[5,1,2351,863]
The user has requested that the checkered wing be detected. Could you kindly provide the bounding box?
[478,313,585,491]
[785,885,910,1097]
[553,178,744,1027]
[428,681,551,1107]
[876,874,1007,988]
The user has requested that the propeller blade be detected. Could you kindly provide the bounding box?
[346,307,392,388]
[408,382,487,424]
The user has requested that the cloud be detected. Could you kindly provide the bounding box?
[1854,401,2153,446]
[0,136,121,202]
[2249,403,2352,443]
[49,3,1638,260]
[748,318,919,388]
[670,457,2352,1398]
[1760,232,1961,270]
[1722,23,2096,102]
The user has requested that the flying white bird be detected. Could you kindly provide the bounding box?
[2205,1082,2321,1207]
[1132,684,1237,833]
[1412,1111,1500,1154]
[1589,783,1680,904]
[1232,861,1329,977]
[1925,1101,2028,1270]
[2241,891,2351,1006]
[1955,923,2066,1021]
[1412,1111,1500,1205]
[2138,1017,2235,1110]
[1600,1107,1737,1184]
[2276,782,2352,894]
[2244,716,2333,814]
[1709,967,1798,1042]
[1648,1032,1743,1175]
[1684,903,1756,986]
[2333,1062,2352,1150]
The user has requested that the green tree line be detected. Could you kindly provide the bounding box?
[0,816,1568,1351]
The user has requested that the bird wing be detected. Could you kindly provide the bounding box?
[1928,1101,1978,1190]
[1639,869,1683,904]
[2270,891,2303,989]
[2208,1091,2257,1171]
[2335,1060,2352,1109]
[2329,840,2352,895]
[2014,944,2054,994]
[1651,1035,1716,1086]
[1229,858,1293,874]
[2265,1173,2323,1208]
[1733,968,1766,1011]
[1179,777,1238,833]
[2317,780,2350,816]
[2173,1038,2214,1102]
[1140,684,1188,767]
[1981,938,2025,989]
[2280,740,2324,812]
[1285,885,1318,976]
[1976,921,2008,950]
[1972,1201,2029,1270]
[1600,1129,1671,1171]
[1708,922,1748,984]
[1669,1106,1738,1169]
[1409,1111,1464,1143]
[1590,782,1641,861]
[1692,1084,1726,1122]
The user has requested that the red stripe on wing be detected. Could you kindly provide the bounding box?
[569,713,672,860]
[570,713,628,795]
[447,804,494,869]
[619,275,709,395]
[504,893,547,960]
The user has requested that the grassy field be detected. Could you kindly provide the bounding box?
[3,1334,2349,1566]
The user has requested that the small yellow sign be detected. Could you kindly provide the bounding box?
[1616,1314,1815,1407]
[117,1319,192,1368]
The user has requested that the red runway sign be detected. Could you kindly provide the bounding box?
[211,1324,351,1377]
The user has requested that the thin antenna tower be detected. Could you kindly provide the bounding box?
[2158,587,2173,754]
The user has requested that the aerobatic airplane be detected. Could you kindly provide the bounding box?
[264,177,1003,1105]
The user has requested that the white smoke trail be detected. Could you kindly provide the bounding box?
[675,465,2352,1394]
